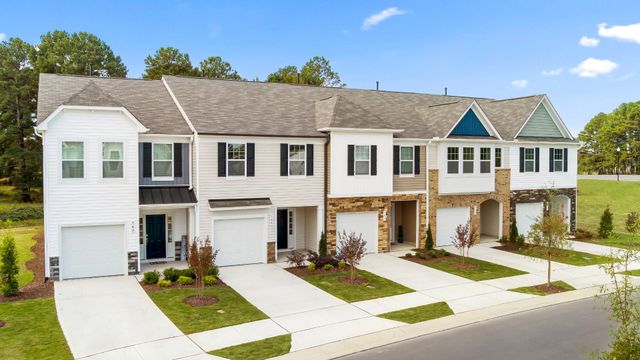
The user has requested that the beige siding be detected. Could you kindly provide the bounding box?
[393,145,427,192]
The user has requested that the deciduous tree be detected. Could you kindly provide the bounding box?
[337,230,366,281]
[528,212,569,287]
[187,236,218,298]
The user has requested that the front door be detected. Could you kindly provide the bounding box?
[146,214,166,259]
[277,209,288,250]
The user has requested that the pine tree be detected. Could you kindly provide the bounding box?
[318,231,327,257]
[1,234,19,296]
[425,223,434,250]
[599,206,614,239]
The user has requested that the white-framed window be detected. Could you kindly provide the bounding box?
[62,141,84,179]
[355,145,370,175]
[289,144,306,176]
[153,143,173,180]
[447,147,459,174]
[554,148,564,172]
[227,143,246,177]
[463,147,474,174]
[494,148,502,168]
[524,148,535,172]
[480,147,491,174]
[102,142,124,178]
[400,146,414,176]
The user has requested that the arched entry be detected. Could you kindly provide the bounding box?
[550,195,571,225]
[480,199,501,241]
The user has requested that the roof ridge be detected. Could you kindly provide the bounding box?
[64,81,123,107]
[489,94,545,103]
[41,73,159,82]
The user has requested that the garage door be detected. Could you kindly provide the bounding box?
[516,202,544,236]
[336,211,378,254]
[61,225,126,280]
[436,207,470,247]
[213,217,265,266]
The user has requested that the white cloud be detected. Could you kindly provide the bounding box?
[511,79,528,89]
[570,58,618,77]
[542,68,563,76]
[579,36,599,47]
[598,22,640,44]
[362,7,406,30]
[0,33,6,41]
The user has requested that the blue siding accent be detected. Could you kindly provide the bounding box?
[450,110,490,136]
[139,143,190,186]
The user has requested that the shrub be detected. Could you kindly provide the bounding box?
[180,268,197,279]
[405,252,413,258]
[510,218,519,243]
[425,224,434,250]
[143,270,160,285]
[443,251,450,256]
[323,264,334,271]
[286,250,307,268]
[0,219,14,229]
[177,276,194,285]
[338,260,346,269]
[427,250,437,258]
[163,267,180,282]
[516,234,526,248]
[625,212,640,235]
[157,279,172,288]
[203,275,216,286]
[599,207,614,239]
[574,228,594,239]
[1,235,19,296]
[438,249,448,257]
[206,266,219,277]
[499,235,509,244]
[0,206,44,222]
[416,252,426,259]
[318,231,328,257]
[306,263,316,272]
[306,250,319,266]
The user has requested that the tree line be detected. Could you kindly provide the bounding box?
[0,30,344,202]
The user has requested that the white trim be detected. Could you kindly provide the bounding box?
[288,143,307,177]
[354,144,372,176]
[399,145,415,177]
[226,142,247,178]
[318,127,404,134]
[37,105,148,133]
[393,190,428,195]
[101,140,125,180]
[152,142,174,181]
[142,213,169,261]
[209,205,273,212]
[514,96,574,140]
[60,139,86,181]
[140,203,196,209]
[444,101,502,140]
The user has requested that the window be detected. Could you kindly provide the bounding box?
[447,147,459,174]
[400,146,414,175]
[153,143,173,179]
[480,147,491,174]
[289,144,306,176]
[355,145,370,175]
[102,142,123,178]
[554,148,564,172]
[62,141,84,178]
[227,143,246,176]
[463,147,474,174]
[524,148,535,172]
[495,148,502,168]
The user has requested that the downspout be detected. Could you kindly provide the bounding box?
[426,139,432,230]
[324,135,329,237]
[34,127,48,277]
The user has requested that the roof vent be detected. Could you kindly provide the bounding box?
[376,81,379,91]
[444,87,448,96]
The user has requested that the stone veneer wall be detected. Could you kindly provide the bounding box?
[326,193,427,253]
[49,256,59,281]
[510,188,577,232]
[267,242,276,263]
[128,251,139,275]
[428,169,512,240]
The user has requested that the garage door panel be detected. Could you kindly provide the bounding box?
[436,207,470,247]
[213,217,265,267]
[336,211,378,254]
[516,202,544,236]
[61,225,126,280]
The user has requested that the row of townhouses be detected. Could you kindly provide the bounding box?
[35,73,578,280]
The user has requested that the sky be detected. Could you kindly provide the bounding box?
[3,0,640,135]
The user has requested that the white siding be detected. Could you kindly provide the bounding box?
[43,109,140,276]
[437,141,495,194]
[509,144,578,190]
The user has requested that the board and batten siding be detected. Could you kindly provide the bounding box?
[42,109,140,276]
[509,144,578,190]
[138,142,190,186]
[197,135,325,242]
[393,145,427,192]
[519,104,564,138]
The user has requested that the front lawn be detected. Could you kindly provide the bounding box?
[404,253,526,281]
[146,285,268,334]
[209,334,291,360]
[296,268,413,302]
[509,281,575,296]
[0,298,72,360]
[378,302,453,324]
[588,233,640,250]
[495,244,613,266]
[622,269,640,276]
[0,226,41,287]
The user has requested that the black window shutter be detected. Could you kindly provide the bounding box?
[143,143,152,178]
[371,145,378,176]
[217,142,226,177]
[174,143,183,177]
[393,145,400,175]
[519,147,524,173]
[306,144,314,176]
[247,143,255,177]
[549,147,555,173]
[280,143,288,176]
[414,146,420,175]
[535,147,540,172]
[563,148,568,172]
[347,145,354,176]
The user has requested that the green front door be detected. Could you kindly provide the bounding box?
[146,214,166,259]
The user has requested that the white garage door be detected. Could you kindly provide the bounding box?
[336,211,378,254]
[213,217,265,266]
[516,202,544,236]
[436,207,471,247]
[61,225,126,280]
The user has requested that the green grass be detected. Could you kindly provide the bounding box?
[415,256,526,281]
[146,285,268,334]
[509,281,575,296]
[589,233,640,250]
[378,302,454,324]
[209,334,291,360]
[512,246,614,266]
[301,269,413,302]
[0,185,43,227]
[622,269,640,276]
[0,298,72,360]
[0,225,41,287]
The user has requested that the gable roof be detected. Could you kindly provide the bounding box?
[478,95,544,140]
[315,95,398,131]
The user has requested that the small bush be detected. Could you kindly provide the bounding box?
[426,224,434,250]
[143,270,160,285]
[307,263,316,272]
[625,212,639,235]
[574,228,594,239]
[323,264,334,271]
[443,251,450,257]
[157,279,172,287]
[338,260,346,269]
[206,266,219,277]
[319,231,328,257]
[516,235,526,248]
[203,275,216,286]
[0,219,14,229]
[1,235,19,296]
[599,206,614,239]
[163,267,179,282]
[179,268,196,279]
[286,250,307,268]
[306,250,319,266]
[499,235,509,244]
[416,252,426,259]
[0,206,44,222]
[437,249,447,257]
[510,218,519,243]
[405,252,413,258]
[177,276,194,285]
[427,250,437,258]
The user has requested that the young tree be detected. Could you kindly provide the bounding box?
[425,223,434,250]
[451,222,470,263]
[143,47,198,79]
[625,211,639,236]
[199,56,242,80]
[599,206,614,239]
[337,230,367,281]
[318,231,327,257]
[187,236,218,298]
[300,56,344,87]
[528,213,569,287]
[509,217,519,243]
[0,234,19,296]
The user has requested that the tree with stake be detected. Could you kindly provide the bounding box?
[337,230,366,282]
[187,236,218,298]
[451,221,471,264]
[0,234,19,296]
[528,212,569,287]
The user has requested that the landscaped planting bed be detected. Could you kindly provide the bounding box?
[209,334,292,360]
[493,243,613,266]
[377,301,454,324]
[509,281,575,296]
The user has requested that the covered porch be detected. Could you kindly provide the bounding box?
[275,205,322,262]
[390,200,419,251]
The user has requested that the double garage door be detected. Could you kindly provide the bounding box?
[212,217,266,266]
[60,225,126,280]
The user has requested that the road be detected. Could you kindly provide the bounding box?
[340,298,613,360]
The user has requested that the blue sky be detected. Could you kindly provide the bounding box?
[3,1,640,135]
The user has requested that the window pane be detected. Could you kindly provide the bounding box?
[554,160,563,172]
[289,145,305,160]
[495,148,502,168]
[154,161,172,177]
[227,144,245,160]
[355,145,369,161]
[447,161,459,174]
[447,147,458,160]
[62,142,83,160]
[355,160,369,175]
[400,147,413,161]
[525,149,534,160]
[463,161,474,174]
[480,148,491,160]
[103,161,123,178]
[103,142,123,161]
[63,161,83,178]
[154,144,172,160]
[463,147,474,160]
[480,161,490,173]
[289,160,305,176]
[228,160,245,176]
[400,161,413,174]
[525,161,534,172]
[554,149,563,160]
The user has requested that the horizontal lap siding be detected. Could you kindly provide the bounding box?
[393,145,427,192]
[509,145,578,190]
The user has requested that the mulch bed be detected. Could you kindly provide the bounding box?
[286,265,350,278]
[532,284,571,295]
[493,243,569,258]
[183,295,219,307]
[0,282,53,303]
[27,232,46,286]
[140,278,225,292]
